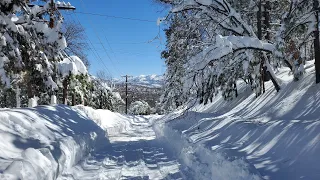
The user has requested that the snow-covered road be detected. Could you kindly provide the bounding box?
[0,105,262,180]
[58,109,186,180]
[59,140,184,179]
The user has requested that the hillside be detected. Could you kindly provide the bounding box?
[0,61,319,179]
[114,75,164,109]
[154,60,320,180]
[114,75,164,88]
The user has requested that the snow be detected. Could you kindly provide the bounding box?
[129,100,151,115]
[50,95,57,105]
[0,105,106,179]
[156,60,320,180]
[58,56,87,77]
[28,96,39,108]
[72,106,261,179]
[197,0,213,6]
[1,61,319,179]
[15,87,21,108]
[115,74,164,88]
[187,35,274,72]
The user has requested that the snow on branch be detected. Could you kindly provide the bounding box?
[187,35,274,71]
[170,0,253,36]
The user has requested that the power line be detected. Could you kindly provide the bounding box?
[77,0,124,76]
[71,13,113,76]
[74,11,155,23]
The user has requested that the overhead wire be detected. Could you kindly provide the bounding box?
[66,1,165,77]
[70,13,113,76]
[73,11,155,23]
[77,0,124,76]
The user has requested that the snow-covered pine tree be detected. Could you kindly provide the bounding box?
[160,14,189,112]
[87,76,124,111]
[0,0,27,107]
[23,2,67,107]
[0,0,68,107]
[274,0,317,81]
[159,0,281,105]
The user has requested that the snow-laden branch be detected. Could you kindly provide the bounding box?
[186,35,274,71]
[171,0,254,36]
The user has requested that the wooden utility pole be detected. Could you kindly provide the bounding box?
[314,0,320,83]
[27,1,76,29]
[122,75,132,114]
[27,0,76,104]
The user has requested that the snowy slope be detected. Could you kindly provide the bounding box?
[69,106,261,180]
[155,60,320,180]
[60,106,185,179]
[0,105,107,180]
[0,104,262,179]
[115,74,164,88]
[2,59,318,180]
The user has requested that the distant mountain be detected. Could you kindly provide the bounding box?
[115,75,164,88]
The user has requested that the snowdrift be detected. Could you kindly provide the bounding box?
[74,106,262,179]
[0,105,108,180]
[156,60,320,180]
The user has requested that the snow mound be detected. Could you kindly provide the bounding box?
[0,105,107,179]
[154,119,262,180]
[156,60,320,180]
[58,56,87,77]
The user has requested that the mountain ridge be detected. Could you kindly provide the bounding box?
[114,74,164,88]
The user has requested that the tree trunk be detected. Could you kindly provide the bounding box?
[314,0,320,83]
[284,60,293,71]
[234,83,238,97]
[3,91,7,108]
[265,59,281,92]
[72,92,75,106]
[63,78,68,105]
[99,90,103,109]
[27,80,33,99]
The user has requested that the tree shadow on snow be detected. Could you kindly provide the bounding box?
[78,139,185,179]
[1,104,110,167]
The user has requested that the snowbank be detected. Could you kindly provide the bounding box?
[58,56,87,77]
[74,105,156,143]
[156,60,320,180]
[154,118,262,180]
[0,105,107,179]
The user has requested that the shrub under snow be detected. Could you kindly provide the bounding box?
[129,100,151,115]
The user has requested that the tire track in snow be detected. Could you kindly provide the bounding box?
[58,114,186,180]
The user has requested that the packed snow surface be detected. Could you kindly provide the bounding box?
[156,60,320,180]
[0,61,319,179]
[0,105,260,179]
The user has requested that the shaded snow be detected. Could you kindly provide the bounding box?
[0,105,106,179]
[1,60,318,180]
[158,60,320,180]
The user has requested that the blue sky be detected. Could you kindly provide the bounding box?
[63,0,168,78]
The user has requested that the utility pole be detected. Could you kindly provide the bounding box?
[27,1,76,29]
[121,75,132,114]
[27,0,76,104]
